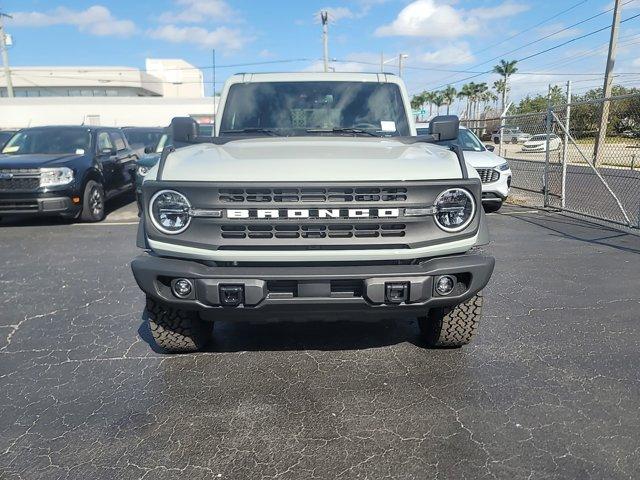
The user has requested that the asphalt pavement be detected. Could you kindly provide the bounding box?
[1,204,639,479]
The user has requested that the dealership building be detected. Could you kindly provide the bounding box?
[0,59,218,128]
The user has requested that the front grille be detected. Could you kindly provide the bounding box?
[0,169,41,191]
[0,199,39,211]
[221,223,407,240]
[475,168,499,184]
[218,187,408,203]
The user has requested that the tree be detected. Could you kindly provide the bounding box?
[493,59,518,111]
[493,79,508,111]
[442,85,457,115]
[432,93,445,115]
[410,93,424,110]
[458,83,474,119]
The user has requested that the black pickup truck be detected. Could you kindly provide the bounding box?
[0,126,138,222]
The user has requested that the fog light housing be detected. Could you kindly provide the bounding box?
[172,278,193,298]
[435,275,455,295]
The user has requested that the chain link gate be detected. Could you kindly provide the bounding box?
[464,92,640,229]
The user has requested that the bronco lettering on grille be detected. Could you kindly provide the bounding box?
[226,208,400,219]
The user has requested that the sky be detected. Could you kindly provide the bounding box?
[1,0,639,104]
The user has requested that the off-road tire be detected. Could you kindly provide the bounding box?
[418,292,483,348]
[483,200,503,213]
[145,297,212,353]
[80,180,105,222]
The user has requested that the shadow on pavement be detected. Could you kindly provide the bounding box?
[137,313,430,354]
[508,211,640,254]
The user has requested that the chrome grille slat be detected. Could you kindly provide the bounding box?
[475,168,499,184]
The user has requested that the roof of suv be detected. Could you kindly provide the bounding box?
[226,72,402,84]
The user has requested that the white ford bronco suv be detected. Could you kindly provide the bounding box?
[131,72,495,353]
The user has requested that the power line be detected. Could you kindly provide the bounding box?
[423,11,640,92]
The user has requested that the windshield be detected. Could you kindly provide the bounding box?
[438,128,485,152]
[219,81,410,137]
[124,129,162,147]
[2,128,91,155]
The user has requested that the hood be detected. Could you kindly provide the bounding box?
[462,150,507,169]
[137,153,161,168]
[0,153,84,169]
[157,137,463,182]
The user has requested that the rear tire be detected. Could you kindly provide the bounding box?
[418,293,483,348]
[483,200,503,213]
[80,180,105,222]
[145,297,212,353]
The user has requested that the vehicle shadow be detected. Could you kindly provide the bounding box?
[0,192,136,227]
[508,211,640,254]
[137,313,429,354]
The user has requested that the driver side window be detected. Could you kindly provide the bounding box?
[97,131,113,152]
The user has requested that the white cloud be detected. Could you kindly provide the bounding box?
[375,0,479,38]
[147,25,251,51]
[158,0,234,24]
[418,43,475,65]
[9,5,135,37]
[375,0,528,38]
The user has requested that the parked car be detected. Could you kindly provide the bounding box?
[417,123,511,212]
[122,127,163,157]
[522,134,561,152]
[491,127,531,144]
[0,126,138,222]
[131,72,495,353]
[0,130,17,149]
[135,131,171,212]
[621,130,640,138]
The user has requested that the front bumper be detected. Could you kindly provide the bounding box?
[131,253,495,319]
[0,195,80,217]
[481,169,511,201]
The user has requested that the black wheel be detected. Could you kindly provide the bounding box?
[418,293,483,348]
[145,297,212,353]
[493,138,500,144]
[511,138,518,144]
[80,180,105,222]
[483,200,503,213]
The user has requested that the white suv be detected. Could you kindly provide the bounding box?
[491,127,531,144]
[417,124,511,212]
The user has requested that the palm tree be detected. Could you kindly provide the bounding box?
[410,93,424,111]
[493,79,507,110]
[457,83,474,119]
[442,85,457,115]
[432,93,445,115]
[493,59,518,111]
[422,91,435,117]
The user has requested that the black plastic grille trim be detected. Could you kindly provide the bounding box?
[0,169,41,191]
[219,187,408,203]
[221,223,407,240]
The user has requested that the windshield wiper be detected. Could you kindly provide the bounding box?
[305,128,380,137]
[219,128,283,136]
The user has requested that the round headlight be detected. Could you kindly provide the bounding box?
[149,190,191,234]
[433,188,475,232]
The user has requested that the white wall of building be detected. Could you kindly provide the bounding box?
[0,97,219,129]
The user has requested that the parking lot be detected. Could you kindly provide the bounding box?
[1,204,639,479]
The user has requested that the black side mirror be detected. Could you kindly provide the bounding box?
[144,145,154,154]
[429,115,459,141]
[170,117,199,144]
[485,144,495,152]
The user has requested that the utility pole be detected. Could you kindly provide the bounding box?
[594,0,622,165]
[398,53,408,78]
[212,49,216,117]
[320,11,329,73]
[0,12,14,98]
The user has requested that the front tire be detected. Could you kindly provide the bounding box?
[418,293,483,348]
[145,297,212,353]
[80,180,105,222]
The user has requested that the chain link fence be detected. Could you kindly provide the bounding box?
[464,93,640,229]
